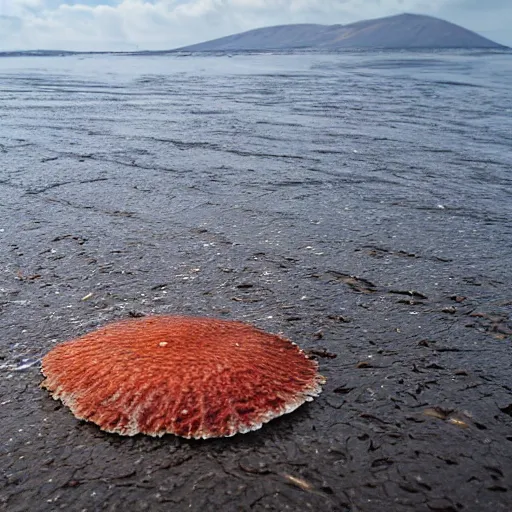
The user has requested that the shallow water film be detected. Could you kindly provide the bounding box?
[1,50,511,511]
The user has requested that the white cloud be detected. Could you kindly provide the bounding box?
[0,0,510,51]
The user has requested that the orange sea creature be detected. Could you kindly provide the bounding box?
[41,315,325,439]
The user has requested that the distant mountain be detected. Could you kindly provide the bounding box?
[1,13,506,57]
[178,13,507,51]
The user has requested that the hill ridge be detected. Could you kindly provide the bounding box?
[177,13,507,51]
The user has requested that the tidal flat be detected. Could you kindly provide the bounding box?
[1,50,511,511]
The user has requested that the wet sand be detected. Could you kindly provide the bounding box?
[1,52,511,511]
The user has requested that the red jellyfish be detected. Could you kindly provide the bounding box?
[41,316,325,438]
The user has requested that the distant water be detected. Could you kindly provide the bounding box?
[1,49,511,283]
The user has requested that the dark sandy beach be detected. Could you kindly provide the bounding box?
[1,51,511,511]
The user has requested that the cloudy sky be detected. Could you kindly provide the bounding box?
[0,0,510,51]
